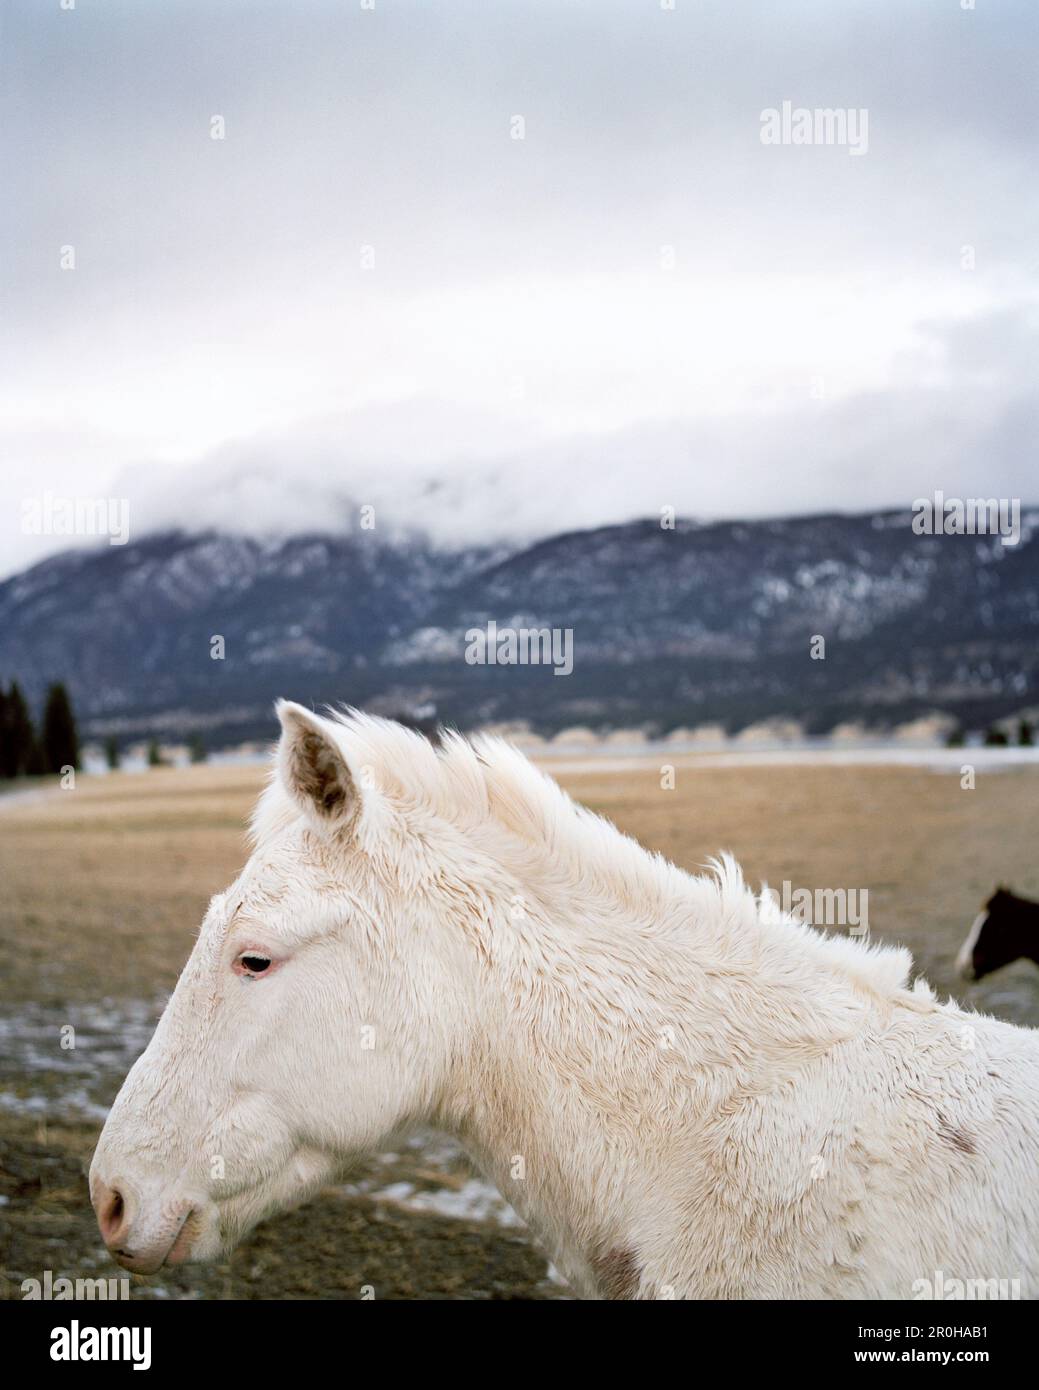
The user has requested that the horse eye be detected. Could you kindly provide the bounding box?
[240,954,271,975]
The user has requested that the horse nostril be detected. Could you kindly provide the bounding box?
[96,1182,127,1245]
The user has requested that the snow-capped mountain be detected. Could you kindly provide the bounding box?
[1,511,1036,744]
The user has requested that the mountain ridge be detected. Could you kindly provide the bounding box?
[1,509,1036,744]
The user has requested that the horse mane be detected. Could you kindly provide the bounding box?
[250,706,921,1005]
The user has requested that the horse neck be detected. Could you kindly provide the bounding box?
[1013,900,1039,964]
[426,852,895,1285]
[425,842,781,1291]
[437,968,643,1289]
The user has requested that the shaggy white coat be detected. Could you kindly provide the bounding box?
[91,703,1039,1298]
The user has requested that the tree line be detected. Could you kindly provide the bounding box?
[0,681,80,779]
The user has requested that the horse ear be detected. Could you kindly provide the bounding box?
[275,701,359,828]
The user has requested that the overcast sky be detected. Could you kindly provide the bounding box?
[1,0,1037,575]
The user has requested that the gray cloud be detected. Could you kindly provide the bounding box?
[77,304,1033,552]
[1,0,1036,574]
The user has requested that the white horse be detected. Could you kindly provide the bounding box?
[91,702,1039,1298]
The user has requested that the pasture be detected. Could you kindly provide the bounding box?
[2,755,1038,1299]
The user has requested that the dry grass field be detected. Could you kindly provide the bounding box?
[2,755,1038,1299]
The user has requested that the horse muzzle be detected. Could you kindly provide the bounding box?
[91,1172,200,1275]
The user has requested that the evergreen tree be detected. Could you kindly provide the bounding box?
[42,682,80,773]
[25,737,46,776]
[105,735,121,770]
[188,734,208,764]
[0,682,37,778]
[147,739,164,767]
[0,685,9,778]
